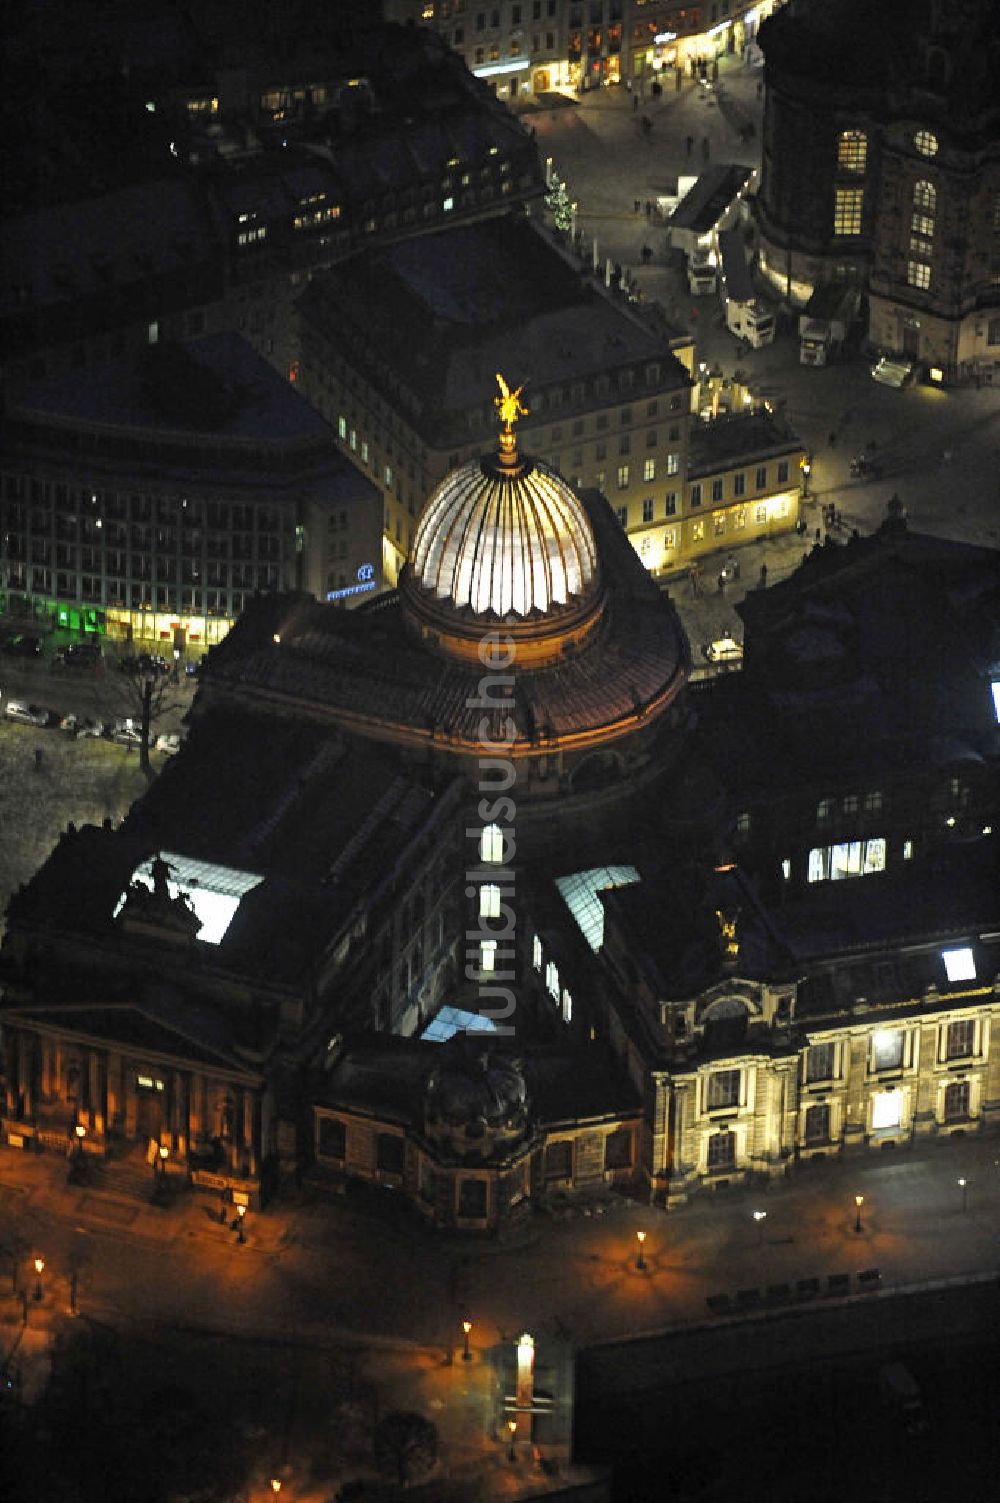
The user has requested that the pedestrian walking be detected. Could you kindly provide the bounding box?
[645,200,652,218]
[759,562,768,587]
[634,198,641,214]
[717,572,725,595]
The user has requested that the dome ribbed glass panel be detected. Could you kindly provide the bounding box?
[411,457,598,617]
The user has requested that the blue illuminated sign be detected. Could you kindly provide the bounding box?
[357,562,375,582]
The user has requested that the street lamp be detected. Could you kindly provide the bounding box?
[635,1230,647,1270]
[462,1319,473,1362]
[799,455,812,498]
[958,1177,968,1213]
[236,1203,247,1244]
[854,1194,864,1234]
[33,1256,44,1302]
[270,1480,282,1495]
[753,1209,767,1246]
[507,1419,518,1462]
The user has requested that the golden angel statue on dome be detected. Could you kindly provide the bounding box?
[495,373,529,435]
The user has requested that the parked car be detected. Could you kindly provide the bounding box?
[60,713,105,738]
[154,732,183,756]
[109,718,142,747]
[5,700,56,727]
[1,634,42,658]
[871,354,916,388]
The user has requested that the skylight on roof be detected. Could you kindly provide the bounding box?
[942,946,975,984]
[420,1006,499,1043]
[114,851,264,945]
[555,866,641,952]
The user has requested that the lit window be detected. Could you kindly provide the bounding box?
[384,465,393,488]
[942,947,975,983]
[713,513,725,535]
[532,933,542,971]
[361,440,369,463]
[913,179,936,211]
[864,791,883,814]
[480,939,497,972]
[666,453,679,476]
[902,839,913,860]
[734,506,746,529]
[872,1030,903,1071]
[754,503,767,525]
[479,883,501,919]
[338,416,347,440]
[349,428,357,452]
[781,858,791,881]
[911,212,934,238]
[643,457,655,482]
[480,823,504,863]
[545,960,560,1002]
[443,196,454,212]
[664,528,676,549]
[561,988,573,1023]
[692,519,705,541]
[872,1089,901,1130]
[837,129,867,173]
[834,186,863,235]
[914,129,938,158]
[990,680,1000,722]
[907,260,931,290]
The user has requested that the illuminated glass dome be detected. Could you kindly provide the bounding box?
[410,453,598,619]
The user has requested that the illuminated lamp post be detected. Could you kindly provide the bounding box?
[753,1209,767,1246]
[33,1257,44,1302]
[462,1319,473,1362]
[799,455,812,499]
[236,1203,247,1244]
[635,1230,647,1270]
[270,1479,282,1495]
[507,1419,518,1462]
[854,1194,864,1234]
[958,1177,968,1214]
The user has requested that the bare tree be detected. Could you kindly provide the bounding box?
[110,666,184,776]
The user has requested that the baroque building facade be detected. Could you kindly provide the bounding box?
[753,0,1000,382]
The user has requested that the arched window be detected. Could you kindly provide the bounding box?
[837,129,867,174]
[914,129,938,158]
[479,823,504,863]
[913,179,936,211]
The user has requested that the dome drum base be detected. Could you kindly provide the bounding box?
[401,565,606,670]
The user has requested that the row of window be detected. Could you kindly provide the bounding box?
[618,497,792,555]
[704,1015,982,1113]
[531,933,572,1023]
[1,480,279,533]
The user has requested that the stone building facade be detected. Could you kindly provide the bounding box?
[753,0,1000,382]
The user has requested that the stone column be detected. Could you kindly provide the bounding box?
[18,1034,34,1119]
[174,1072,187,1158]
[89,1051,104,1135]
[41,1036,53,1099]
[106,1051,121,1133]
[125,1065,137,1139]
[189,1073,203,1142]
